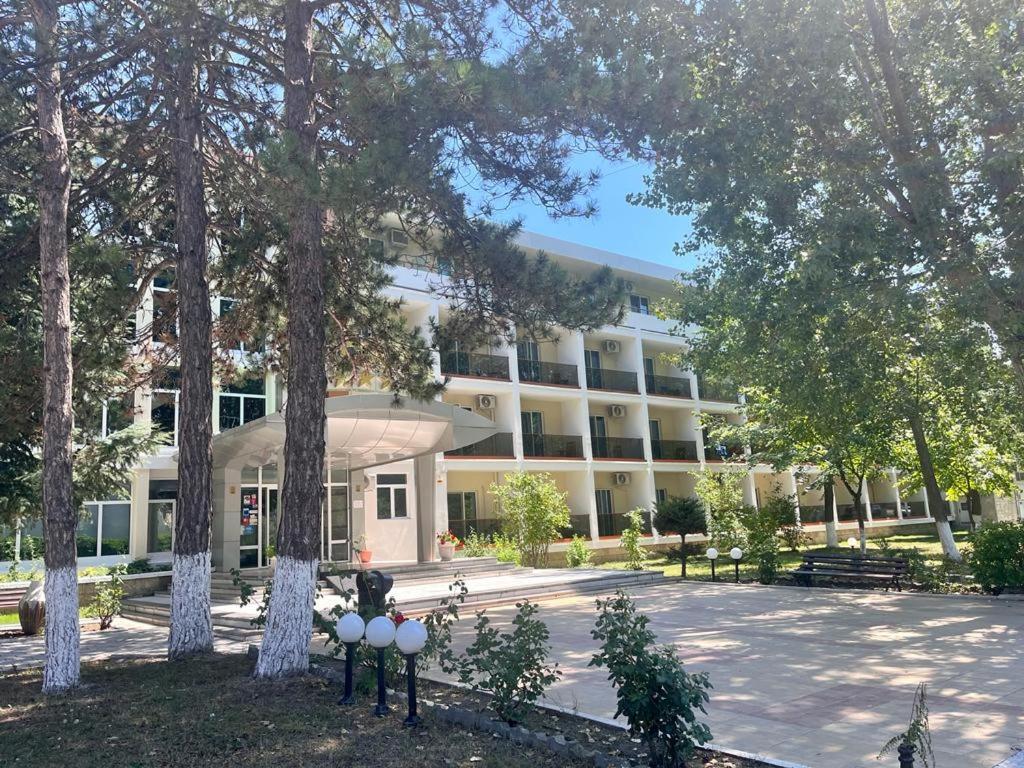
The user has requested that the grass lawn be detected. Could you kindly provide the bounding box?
[0,654,600,768]
[601,529,971,582]
[0,606,92,626]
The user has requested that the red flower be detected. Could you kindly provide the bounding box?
[393,612,407,626]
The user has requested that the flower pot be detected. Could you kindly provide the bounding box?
[269,555,278,575]
[358,550,373,565]
[18,580,46,636]
[438,542,455,562]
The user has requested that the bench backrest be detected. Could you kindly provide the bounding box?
[799,553,908,574]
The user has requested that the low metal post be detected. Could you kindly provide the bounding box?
[374,647,389,716]
[403,654,420,727]
[337,642,357,705]
[897,742,915,768]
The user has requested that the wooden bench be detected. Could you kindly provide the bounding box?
[791,552,908,591]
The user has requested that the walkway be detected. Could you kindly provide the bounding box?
[427,581,1024,768]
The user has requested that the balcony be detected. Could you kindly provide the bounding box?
[597,510,653,537]
[591,436,644,460]
[699,380,739,403]
[558,514,593,539]
[645,374,692,399]
[704,442,746,462]
[871,502,899,520]
[836,504,860,522]
[522,433,584,459]
[651,439,700,462]
[440,350,510,381]
[798,505,829,523]
[586,367,639,393]
[445,432,515,458]
[904,501,928,518]
[518,359,579,387]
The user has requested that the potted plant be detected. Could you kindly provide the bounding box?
[353,534,372,565]
[437,530,459,562]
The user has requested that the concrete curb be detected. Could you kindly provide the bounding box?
[665,578,1024,603]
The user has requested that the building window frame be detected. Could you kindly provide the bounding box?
[629,294,651,315]
[376,473,409,520]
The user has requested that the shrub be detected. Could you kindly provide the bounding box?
[590,591,712,767]
[739,506,781,584]
[968,522,1024,594]
[620,508,648,570]
[653,496,706,540]
[457,600,561,724]
[491,533,521,565]
[565,534,593,568]
[490,472,570,568]
[86,565,126,630]
[460,531,493,558]
[694,470,747,550]
[761,492,807,553]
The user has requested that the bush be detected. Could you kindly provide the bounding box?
[490,472,570,568]
[761,492,808,553]
[620,508,648,570]
[491,533,521,565]
[86,565,126,630]
[460,531,493,558]
[457,600,561,724]
[694,470,747,550]
[968,522,1024,594]
[739,506,781,584]
[564,534,593,568]
[653,496,705,541]
[590,591,712,767]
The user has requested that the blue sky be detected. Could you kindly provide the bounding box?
[488,154,698,271]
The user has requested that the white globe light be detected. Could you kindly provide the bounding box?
[706,547,719,560]
[365,615,396,648]
[730,547,743,561]
[395,619,428,655]
[847,537,858,549]
[335,612,365,644]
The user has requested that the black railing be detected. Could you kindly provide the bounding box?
[558,515,593,539]
[904,501,929,518]
[597,511,653,537]
[522,433,584,458]
[651,439,700,462]
[518,359,579,387]
[445,432,515,458]
[644,374,692,399]
[441,351,510,380]
[704,443,745,461]
[448,518,502,540]
[591,436,645,460]
[699,380,739,403]
[586,367,639,393]
[871,502,899,520]
[836,504,860,522]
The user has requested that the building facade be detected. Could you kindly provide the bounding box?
[6,230,950,571]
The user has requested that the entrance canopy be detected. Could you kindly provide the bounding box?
[210,393,497,471]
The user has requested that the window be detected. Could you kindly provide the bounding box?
[517,339,540,361]
[148,480,176,553]
[595,489,614,516]
[447,492,477,524]
[590,415,607,438]
[79,501,131,558]
[152,367,180,446]
[152,271,177,343]
[656,488,668,505]
[629,294,651,315]
[376,473,408,519]
[219,376,266,431]
[584,349,601,370]
[218,298,265,353]
[648,419,662,442]
[521,411,543,435]
[643,357,655,378]
[101,396,134,437]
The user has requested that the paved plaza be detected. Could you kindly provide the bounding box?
[429,581,1024,768]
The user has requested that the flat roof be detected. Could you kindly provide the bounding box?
[515,230,680,283]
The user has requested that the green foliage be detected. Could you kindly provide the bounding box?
[564,534,593,569]
[879,684,934,768]
[460,531,493,559]
[967,523,1024,594]
[738,506,781,585]
[490,533,521,565]
[590,591,712,768]
[86,565,126,631]
[761,492,807,554]
[490,472,570,568]
[619,508,648,571]
[694,471,747,550]
[653,496,706,540]
[457,601,561,725]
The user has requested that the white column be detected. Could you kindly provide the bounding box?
[129,468,151,560]
[414,453,438,563]
[211,466,242,571]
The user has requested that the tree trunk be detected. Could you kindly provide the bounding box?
[254,0,324,679]
[907,409,962,561]
[168,6,215,660]
[965,487,980,532]
[851,484,867,555]
[32,0,80,694]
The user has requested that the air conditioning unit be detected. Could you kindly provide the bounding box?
[602,339,621,354]
[476,394,497,410]
[389,228,410,248]
[608,404,627,418]
[612,472,631,486]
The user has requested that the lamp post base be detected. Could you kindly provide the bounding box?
[402,714,421,728]
[338,643,357,706]
[374,703,390,717]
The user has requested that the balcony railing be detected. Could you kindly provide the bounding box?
[591,436,644,460]
[836,504,860,522]
[798,505,829,523]
[597,510,653,537]
[518,359,579,387]
[871,502,899,520]
[645,374,692,399]
[586,367,639,393]
[703,443,746,461]
[904,501,928,518]
[699,380,739,403]
[651,439,700,462]
[440,350,510,380]
[558,514,593,539]
[445,432,515,458]
[522,433,584,458]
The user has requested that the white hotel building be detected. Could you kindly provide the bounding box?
[16,230,942,571]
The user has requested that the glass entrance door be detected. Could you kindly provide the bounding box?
[262,487,279,561]
[323,477,349,562]
[239,486,262,568]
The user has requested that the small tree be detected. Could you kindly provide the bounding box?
[590,591,712,767]
[620,508,648,571]
[760,490,807,553]
[564,534,593,568]
[654,496,705,577]
[739,507,782,585]
[490,472,570,568]
[694,470,747,551]
[86,564,126,631]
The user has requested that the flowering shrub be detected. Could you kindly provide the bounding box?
[437,530,460,545]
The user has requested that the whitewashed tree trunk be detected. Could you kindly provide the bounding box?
[168,551,213,658]
[908,409,962,562]
[254,556,318,678]
[935,519,960,562]
[43,567,79,692]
